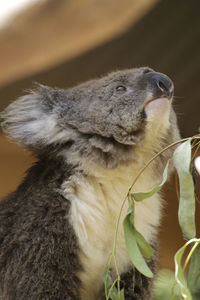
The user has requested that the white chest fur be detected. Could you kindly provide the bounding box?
[62,160,163,300]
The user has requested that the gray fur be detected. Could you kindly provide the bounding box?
[0,67,180,299]
[1,67,156,168]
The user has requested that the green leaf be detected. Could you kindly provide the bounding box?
[119,288,125,300]
[104,270,118,300]
[132,161,169,202]
[173,139,196,239]
[127,199,135,225]
[173,239,200,299]
[123,214,153,278]
[110,288,118,300]
[134,229,154,259]
[187,244,200,295]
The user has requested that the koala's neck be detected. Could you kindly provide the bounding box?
[62,150,163,300]
[59,123,176,300]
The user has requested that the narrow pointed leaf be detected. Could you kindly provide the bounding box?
[134,229,154,259]
[110,288,118,300]
[132,161,169,202]
[187,244,200,294]
[104,270,119,300]
[173,139,196,239]
[119,289,125,300]
[128,199,135,225]
[174,239,200,299]
[174,247,191,299]
[123,215,153,278]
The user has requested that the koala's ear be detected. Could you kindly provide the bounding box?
[0,86,61,150]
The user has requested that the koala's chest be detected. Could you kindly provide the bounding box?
[62,165,162,300]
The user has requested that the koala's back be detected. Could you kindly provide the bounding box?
[0,158,82,300]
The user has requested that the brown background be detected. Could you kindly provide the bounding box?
[1,0,200,270]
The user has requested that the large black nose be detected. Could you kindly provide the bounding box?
[144,71,174,98]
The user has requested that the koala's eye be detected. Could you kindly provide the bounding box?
[116,85,127,92]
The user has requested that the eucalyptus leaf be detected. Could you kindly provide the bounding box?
[174,248,192,299]
[123,214,153,278]
[132,161,169,202]
[173,139,196,240]
[134,229,154,259]
[128,199,135,225]
[187,244,200,295]
[119,288,125,300]
[104,269,113,288]
[173,239,200,299]
[110,287,118,300]
[104,270,116,299]
[104,270,119,300]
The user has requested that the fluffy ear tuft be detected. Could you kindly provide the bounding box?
[0,86,60,150]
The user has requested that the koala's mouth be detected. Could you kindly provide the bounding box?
[144,95,172,108]
[143,96,172,118]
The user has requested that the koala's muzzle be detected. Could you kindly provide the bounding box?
[144,71,174,99]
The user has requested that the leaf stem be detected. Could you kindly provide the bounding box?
[113,137,194,250]
[107,278,118,299]
[183,241,199,271]
[105,134,200,297]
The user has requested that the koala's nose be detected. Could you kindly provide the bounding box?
[144,71,174,98]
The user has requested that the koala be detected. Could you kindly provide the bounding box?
[0,67,180,300]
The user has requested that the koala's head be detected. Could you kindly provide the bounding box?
[0,67,179,168]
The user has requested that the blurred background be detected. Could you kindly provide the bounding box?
[0,0,200,271]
